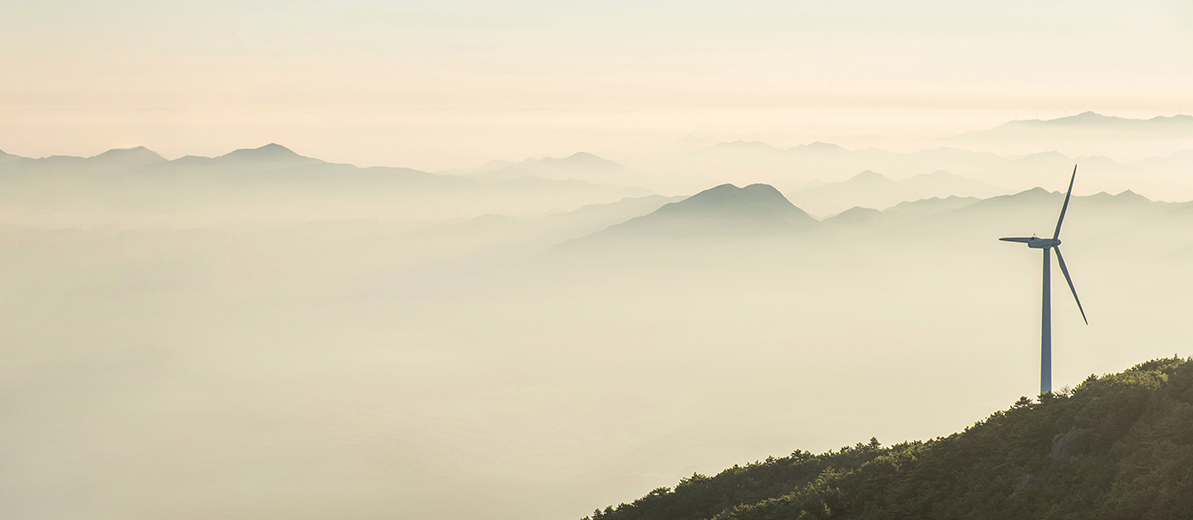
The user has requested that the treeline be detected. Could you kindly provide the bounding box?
[586,357,1193,520]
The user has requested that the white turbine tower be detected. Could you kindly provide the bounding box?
[1000,166,1088,395]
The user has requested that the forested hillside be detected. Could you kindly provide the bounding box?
[586,357,1193,520]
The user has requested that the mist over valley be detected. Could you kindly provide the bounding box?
[5,113,1193,519]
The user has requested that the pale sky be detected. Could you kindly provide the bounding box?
[1,0,1190,170]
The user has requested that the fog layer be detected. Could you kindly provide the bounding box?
[3,133,1193,519]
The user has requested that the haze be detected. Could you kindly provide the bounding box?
[3,1,1192,168]
[3,3,1193,520]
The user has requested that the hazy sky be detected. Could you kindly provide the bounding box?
[4,5,1193,518]
[2,0,1190,169]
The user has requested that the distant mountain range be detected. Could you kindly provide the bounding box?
[0,143,314,175]
[638,139,1020,187]
[777,170,1004,217]
[0,144,656,226]
[811,188,1166,248]
[624,130,1193,203]
[6,126,1193,228]
[558,176,1179,255]
[949,111,1193,159]
[956,111,1193,139]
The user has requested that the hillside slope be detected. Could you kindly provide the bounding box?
[586,357,1193,520]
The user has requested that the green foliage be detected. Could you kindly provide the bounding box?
[584,357,1193,520]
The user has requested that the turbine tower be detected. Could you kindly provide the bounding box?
[1000,166,1088,395]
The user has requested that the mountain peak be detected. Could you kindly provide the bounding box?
[539,151,623,169]
[789,141,849,154]
[91,146,166,165]
[221,143,304,161]
[824,206,881,225]
[592,183,817,238]
[1069,111,1112,120]
[565,151,602,161]
[976,112,1193,133]
[848,170,892,183]
[1114,189,1152,203]
[685,183,795,207]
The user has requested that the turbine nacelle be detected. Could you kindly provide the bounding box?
[999,237,1061,249]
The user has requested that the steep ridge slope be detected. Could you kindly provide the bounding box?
[586,357,1193,520]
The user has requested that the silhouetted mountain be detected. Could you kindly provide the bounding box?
[0,146,168,173]
[783,171,900,216]
[785,141,853,157]
[662,140,1025,188]
[1090,188,1158,208]
[951,112,1193,158]
[884,195,980,217]
[586,357,1193,520]
[810,196,984,236]
[963,111,1193,136]
[222,143,306,162]
[780,170,1004,217]
[822,206,881,225]
[161,143,323,173]
[90,146,167,167]
[538,151,624,171]
[0,143,323,176]
[853,187,1178,258]
[634,129,1193,199]
[819,196,983,232]
[0,144,664,225]
[966,186,1101,212]
[587,184,817,238]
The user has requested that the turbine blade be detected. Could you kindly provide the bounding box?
[1053,165,1077,240]
[1054,246,1087,324]
[1000,237,1034,243]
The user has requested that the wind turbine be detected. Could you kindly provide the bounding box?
[1000,166,1088,395]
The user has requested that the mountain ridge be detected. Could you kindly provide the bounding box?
[780,170,1004,216]
[981,111,1193,133]
[949,112,1193,159]
[585,357,1193,520]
